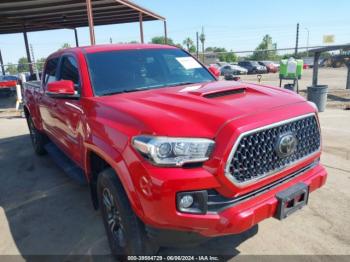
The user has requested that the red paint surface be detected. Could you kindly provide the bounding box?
[24,44,327,236]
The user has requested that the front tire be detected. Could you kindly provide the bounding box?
[97,168,159,256]
[26,116,47,155]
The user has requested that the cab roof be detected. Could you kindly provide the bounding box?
[47,44,178,61]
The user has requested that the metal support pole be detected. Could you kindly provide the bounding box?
[163,20,167,44]
[23,31,34,75]
[0,49,5,75]
[86,0,95,45]
[295,23,299,56]
[196,32,199,59]
[139,12,144,44]
[346,62,350,90]
[30,44,40,81]
[74,28,79,47]
[312,52,320,86]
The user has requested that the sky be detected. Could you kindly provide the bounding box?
[0,0,349,65]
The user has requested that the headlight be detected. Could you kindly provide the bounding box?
[132,136,215,166]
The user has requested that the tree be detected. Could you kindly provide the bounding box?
[150,36,174,45]
[199,28,205,52]
[183,37,194,52]
[205,47,237,62]
[222,52,237,63]
[5,63,17,75]
[36,58,47,72]
[61,43,71,49]
[251,35,277,61]
[17,57,29,73]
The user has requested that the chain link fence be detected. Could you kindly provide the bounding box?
[191,46,349,67]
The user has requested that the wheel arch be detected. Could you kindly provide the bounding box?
[85,147,145,219]
[23,105,30,118]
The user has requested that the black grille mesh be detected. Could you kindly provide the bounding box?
[228,115,320,184]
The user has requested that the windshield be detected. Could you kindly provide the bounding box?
[86,48,215,96]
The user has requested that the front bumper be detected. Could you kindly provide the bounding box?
[129,156,327,237]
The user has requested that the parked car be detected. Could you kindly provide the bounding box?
[23,44,327,256]
[229,63,248,74]
[259,61,278,73]
[216,61,229,67]
[238,61,267,74]
[303,58,313,68]
[303,57,325,69]
[209,63,220,69]
[220,65,243,76]
[272,61,280,70]
[0,75,18,96]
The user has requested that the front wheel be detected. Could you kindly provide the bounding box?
[97,168,159,256]
[26,116,47,155]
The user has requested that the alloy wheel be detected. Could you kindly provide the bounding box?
[102,188,126,248]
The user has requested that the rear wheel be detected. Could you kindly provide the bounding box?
[97,168,159,256]
[26,116,47,155]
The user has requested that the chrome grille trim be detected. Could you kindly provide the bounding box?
[224,113,321,187]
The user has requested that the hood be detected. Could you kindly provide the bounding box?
[92,81,306,138]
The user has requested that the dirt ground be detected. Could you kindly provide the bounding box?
[0,69,349,260]
[239,67,350,109]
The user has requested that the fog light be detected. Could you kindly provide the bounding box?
[176,191,208,214]
[179,195,194,209]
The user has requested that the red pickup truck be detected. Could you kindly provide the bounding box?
[23,44,327,255]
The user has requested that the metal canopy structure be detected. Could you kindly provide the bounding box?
[309,44,350,54]
[0,0,167,74]
[309,44,350,89]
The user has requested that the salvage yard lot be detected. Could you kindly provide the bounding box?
[240,67,350,109]
[0,68,350,259]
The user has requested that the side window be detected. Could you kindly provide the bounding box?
[43,58,59,85]
[59,56,80,87]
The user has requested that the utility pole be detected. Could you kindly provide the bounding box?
[295,23,299,57]
[196,32,199,59]
[199,26,206,64]
[0,49,5,75]
[30,44,40,81]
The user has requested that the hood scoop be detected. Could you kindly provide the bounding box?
[203,88,246,98]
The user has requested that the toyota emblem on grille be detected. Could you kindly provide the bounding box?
[275,132,298,158]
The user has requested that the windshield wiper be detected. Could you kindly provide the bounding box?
[166,82,198,87]
[101,82,213,96]
[102,85,164,96]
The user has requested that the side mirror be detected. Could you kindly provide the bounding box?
[46,80,79,99]
[208,66,221,78]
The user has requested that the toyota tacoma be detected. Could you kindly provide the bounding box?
[23,44,327,255]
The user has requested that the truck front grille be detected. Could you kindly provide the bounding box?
[226,114,320,185]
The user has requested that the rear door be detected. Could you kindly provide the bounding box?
[53,54,84,165]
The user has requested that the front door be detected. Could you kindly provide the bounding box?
[53,55,84,166]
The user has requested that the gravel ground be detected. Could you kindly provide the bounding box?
[238,67,350,109]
